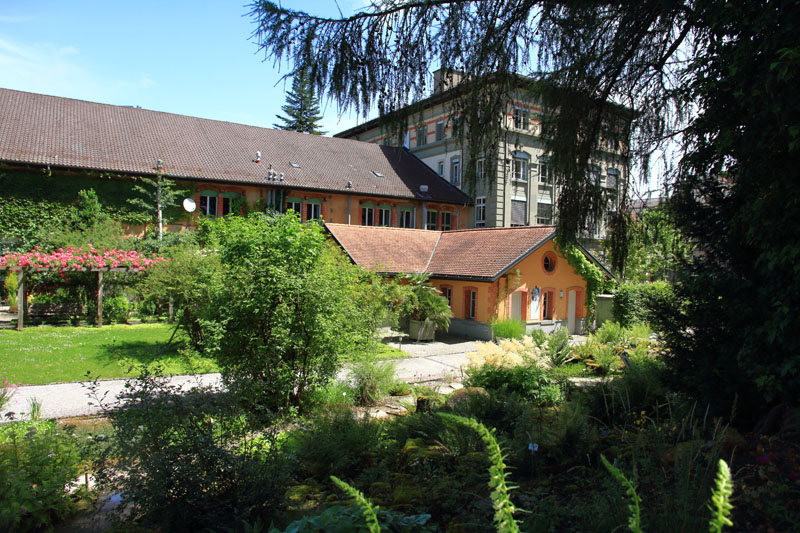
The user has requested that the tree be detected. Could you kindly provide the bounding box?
[248,0,800,418]
[127,166,187,244]
[273,68,327,134]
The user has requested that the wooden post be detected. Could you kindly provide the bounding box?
[97,270,104,327]
[16,270,24,331]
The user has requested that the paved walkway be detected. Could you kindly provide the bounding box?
[2,336,476,421]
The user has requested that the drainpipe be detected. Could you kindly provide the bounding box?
[347,196,351,224]
[422,203,427,229]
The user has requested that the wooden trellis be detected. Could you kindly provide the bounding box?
[1,266,139,331]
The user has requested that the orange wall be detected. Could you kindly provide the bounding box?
[432,240,588,324]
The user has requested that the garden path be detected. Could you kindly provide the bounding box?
[3,336,478,421]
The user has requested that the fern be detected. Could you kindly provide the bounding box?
[600,454,643,533]
[330,476,381,533]
[708,459,734,533]
[439,413,520,532]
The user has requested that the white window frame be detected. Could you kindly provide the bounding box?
[475,197,486,227]
[399,209,414,228]
[306,202,321,221]
[286,200,301,214]
[443,287,452,308]
[476,158,485,182]
[536,202,553,225]
[199,193,218,217]
[513,106,529,130]
[426,210,438,230]
[440,212,452,231]
[469,290,477,319]
[539,160,553,184]
[378,207,392,226]
[437,161,444,177]
[513,157,528,181]
[362,206,375,226]
[435,120,445,141]
[416,125,427,147]
[450,157,461,186]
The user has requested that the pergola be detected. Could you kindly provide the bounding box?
[1,247,166,331]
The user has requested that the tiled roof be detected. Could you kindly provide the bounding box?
[0,88,471,205]
[326,223,556,281]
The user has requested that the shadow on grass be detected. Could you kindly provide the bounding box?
[97,337,216,375]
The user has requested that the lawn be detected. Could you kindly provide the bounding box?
[0,324,410,385]
[0,323,218,385]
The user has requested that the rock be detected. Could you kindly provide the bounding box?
[444,387,489,409]
[450,382,465,390]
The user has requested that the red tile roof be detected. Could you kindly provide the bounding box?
[326,223,556,281]
[0,88,471,205]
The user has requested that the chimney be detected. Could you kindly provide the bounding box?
[432,68,464,94]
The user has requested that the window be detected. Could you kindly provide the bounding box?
[440,212,452,231]
[306,202,321,221]
[543,252,557,273]
[416,126,427,147]
[199,192,218,217]
[221,193,240,216]
[437,161,444,177]
[362,206,375,226]
[606,169,619,190]
[450,157,461,186]
[511,199,527,226]
[588,166,601,187]
[286,199,302,214]
[443,287,452,308]
[542,290,552,320]
[513,157,527,181]
[435,120,445,141]
[536,202,553,225]
[426,210,438,230]
[476,197,486,227]
[513,106,529,130]
[476,158,485,182]
[399,209,414,228]
[378,207,392,226]
[539,162,553,184]
[467,289,477,319]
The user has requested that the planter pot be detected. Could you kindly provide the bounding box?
[409,319,436,342]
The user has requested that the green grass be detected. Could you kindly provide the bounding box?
[0,325,410,385]
[0,323,218,385]
[547,362,591,379]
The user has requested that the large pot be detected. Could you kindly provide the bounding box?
[409,319,436,341]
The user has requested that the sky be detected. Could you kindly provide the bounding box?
[0,0,369,135]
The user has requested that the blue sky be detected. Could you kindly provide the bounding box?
[0,1,368,135]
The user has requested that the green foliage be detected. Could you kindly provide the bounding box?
[438,414,520,532]
[0,420,88,532]
[288,405,384,479]
[613,282,673,328]
[274,68,327,134]
[90,370,287,531]
[199,213,384,413]
[601,454,643,533]
[349,358,399,406]
[465,362,565,407]
[708,459,734,533]
[555,239,613,319]
[527,327,548,347]
[273,505,434,533]
[594,320,625,344]
[607,204,693,282]
[127,172,188,243]
[330,476,382,533]
[4,271,18,309]
[491,318,526,340]
[398,273,453,333]
[546,327,574,366]
[101,295,130,324]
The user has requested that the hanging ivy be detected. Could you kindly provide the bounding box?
[555,238,614,320]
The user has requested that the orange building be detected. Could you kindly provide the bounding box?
[0,88,471,232]
[327,223,613,339]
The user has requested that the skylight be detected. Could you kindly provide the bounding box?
[289,162,300,168]
[371,170,384,177]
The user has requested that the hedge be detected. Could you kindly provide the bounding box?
[613,281,673,327]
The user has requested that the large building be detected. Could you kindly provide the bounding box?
[0,88,471,238]
[336,70,627,236]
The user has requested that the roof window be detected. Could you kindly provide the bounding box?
[289,161,301,168]
[371,170,384,177]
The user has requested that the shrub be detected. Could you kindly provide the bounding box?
[102,295,130,323]
[4,271,18,311]
[0,420,88,532]
[528,327,548,347]
[625,322,653,342]
[546,327,574,366]
[468,337,548,370]
[90,370,288,531]
[349,357,398,406]
[594,320,626,345]
[199,213,385,413]
[588,342,623,376]
[465,363,565,407]
[490,318,526,340]
[613,281,673,327]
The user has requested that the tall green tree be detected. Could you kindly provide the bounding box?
[248,0,800,418]
[273,69,326,134]
[127,168,187,245]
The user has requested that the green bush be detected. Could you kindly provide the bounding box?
[272,504,435,532]
[594,320,626,345]
[528,327,548,347]
[491,318,526,340]
[3,271,18,309]
[102,295,130,323]
[465,363,565,407]
[546,327,574,366]
[613,281,673,327]
[349,357,398,406]
[0,421,88,532]
[90,371,288,531]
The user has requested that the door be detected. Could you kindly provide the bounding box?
[567,290,577,333]
[511,291,522,321]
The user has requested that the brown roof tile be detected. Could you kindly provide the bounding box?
[326,223,556,281]
[0,88,471,205]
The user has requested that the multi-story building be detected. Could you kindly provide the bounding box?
[335,70,627,238]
